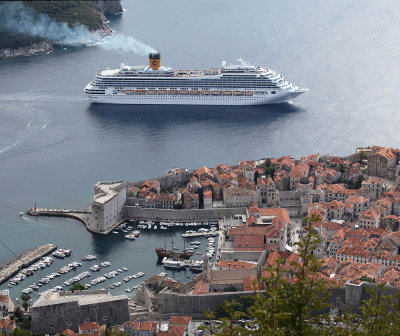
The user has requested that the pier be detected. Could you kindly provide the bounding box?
[26,207,91,228]
[0,244,57,285]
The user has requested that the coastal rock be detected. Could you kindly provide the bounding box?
[95,0,123,15]
[0,41,54,59]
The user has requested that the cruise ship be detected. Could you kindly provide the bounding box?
[84,53,307,105]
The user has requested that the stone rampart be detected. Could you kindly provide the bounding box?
[123,206,246,222]
[157,290,255,319]
[127,171,193,190]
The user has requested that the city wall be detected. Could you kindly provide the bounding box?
[123,206,247,222]
[157,290,257,319]
[127,170,193,190]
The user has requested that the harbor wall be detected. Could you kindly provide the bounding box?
[123,206,246,222]
[0,244,57,285]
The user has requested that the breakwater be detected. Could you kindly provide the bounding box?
[0,244,57,285]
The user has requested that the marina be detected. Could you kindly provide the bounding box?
[0,244,57,285]
[0,220,218,302]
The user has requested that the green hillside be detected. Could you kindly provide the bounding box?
[23,1,104,31]
[0,1,107,50]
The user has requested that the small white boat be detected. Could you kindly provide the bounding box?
[125,234,136,240]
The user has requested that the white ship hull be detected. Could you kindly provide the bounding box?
[87,91,304,106]
[84,54,308,106]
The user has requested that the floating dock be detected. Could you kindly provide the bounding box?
[0,244,57,285]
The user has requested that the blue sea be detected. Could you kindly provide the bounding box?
[0,0,399,301]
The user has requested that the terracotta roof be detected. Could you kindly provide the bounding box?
[290,161,310,178]
[195,166,211,176]
[234,235,265,251]
[217,260,256,270]
[79,322,99,331]
[265,251,281,267]
[167,325,186,336]
[373,148,396,161]
[140,321,158,331]
[328,200,345,210]
[169,316,192,325]
[249,202,261,213]
[0,319,14,331]
[346,195,368,204]
[360,208,380,220]
[62,329,76,336]
[260,208,291,224]
[193,279,209,295]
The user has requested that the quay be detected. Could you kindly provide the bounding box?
[181,231,220,238]
[0,244,57,285]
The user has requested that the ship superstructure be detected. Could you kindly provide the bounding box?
[84,53,307,105]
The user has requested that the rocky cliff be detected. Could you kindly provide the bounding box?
[0,41,53,59]
[95,0,123,16]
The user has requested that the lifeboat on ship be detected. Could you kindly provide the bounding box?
[158,90,167,95]
[179,90,190,95]
[233,91,244,96]
[245,91,253,96]
[168,90,178,95]
[223,91,232,96]
[190,90,200,95]
[146,90,157,94]
[211,91,222,95]
[135,89,146,94]
[201,91,210,95]
[124,90,134,94]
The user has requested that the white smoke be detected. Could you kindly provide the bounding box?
[0,1,156,54]
[101,34,156,55]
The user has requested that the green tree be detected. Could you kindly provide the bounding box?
[20,294,30,311]
[223,286,238,292]
[358,150,368,163]
[8,328,31,336]
[173,202,184,209]
[264,166,275,177]
[103,326,126,336]
[13,307,23,320]
[69,282,85,292]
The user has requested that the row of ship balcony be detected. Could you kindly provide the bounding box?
[116,89,278,96]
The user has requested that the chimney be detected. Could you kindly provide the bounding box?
[149,53,161,70]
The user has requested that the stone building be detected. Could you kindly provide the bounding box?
[368,147,398,179]
[89,181,127,233]
[290,162,310,190]
[361,176,384,202]
[31,290,129,334]
[0,290,14,318]
[223,186,256,208]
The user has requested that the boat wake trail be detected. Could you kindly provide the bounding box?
[0,107,50,157]
[20,215,34,223]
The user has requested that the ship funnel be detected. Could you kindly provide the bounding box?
[149,52,161,70]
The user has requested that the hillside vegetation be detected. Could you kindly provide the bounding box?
[0,1,116,50]
[23,1,104,31]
